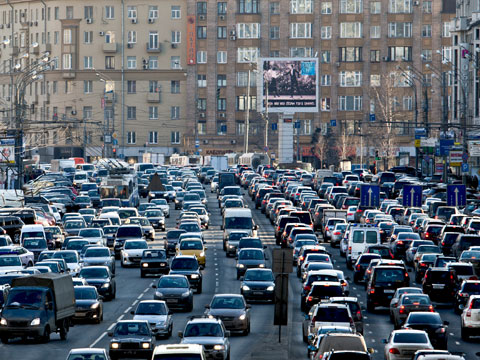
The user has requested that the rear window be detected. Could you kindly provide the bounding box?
[450,265,474,275]
[463,282,480,293]
[428,270,451,282]
[314,307,350,322]
[374,269,405,282]
[311,285,343,297]
[406,313,442,325]
[393,332,429,344]
[366,231,378,244]
[359,254,381,264]
[291,212,312,224]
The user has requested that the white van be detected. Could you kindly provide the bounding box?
[346,225,381,268]
[20,224,46,243]
[99,212,121,226]
[222,208,257,242]
[152,344,206,360]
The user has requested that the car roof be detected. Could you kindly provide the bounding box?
[69,348,106,354]
[311,281,342,287]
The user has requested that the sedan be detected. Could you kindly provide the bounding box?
[391,294,434,329]
[389,287,424,322]
[383,329,433,360]
[121,239,149,267]
[66,348,108,360]
[236,248,266,280]
[73,285,103,323]
[131,300,173,339]
[240,268,275,302]
[140,249,169,277]
[402,312,448,349]
[205,294,251,335]
[152,275,193,311]
[108,320,154,360]
[78,228,105,246]
[78,266,116,300]
[82,246,115,274]
[150,199,170,218]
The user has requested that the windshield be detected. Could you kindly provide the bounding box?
[125,241,148,250]
[6,289,43,308]
[65,221,84,229]
[23,238,47,249]
[118,209,137,219]
[114,322,150,336]
[79,268,109,279]
[79,229,101,237]
[0,256,21,267]
[171,258,198,270]
[143,250,166,259]
[244,270,274,281]
[450,265,474,275]
[406,313,442,325]
[117,227,142,237]
[393,333,429,344]
[179,223,201,232]
[74,287,97,300]
[85,248,110,258]
[225,217,252,230]
[229,232,249,241]
[53,252,78,263]
[239,250,264,260]
[135,302,167,315]
[184,323,223,337]
[22,231,44,239]
[67,354,107,360]
[211,296,244,309]
[158,276,188,288]
[104,227,118,235]
[180,241,203,250]
[146,210,163,217]
[67,241,89,250]
[129,218,150,226]
[295,240,317,249]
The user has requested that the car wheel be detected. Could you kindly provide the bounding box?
[120,259,125,267]
[187,302,193,312]
[454,303,462,315]
[236,272,240,280]
[353,274,359,284]
[367,301,375,313]
[461,326,470,341]
[40,326,50,343]
[140,271,145,278]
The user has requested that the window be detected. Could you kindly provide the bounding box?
[423,0,432,13]
[370,26,380,38]
[340,22,362,38]
[65,81,73,94]
[339,71,362,86]
[84,56,93,69]
[339,96,363,111]
[340,0,363,13]
[321,2,332,13]
[217,51,227,64]
[236,121,245,135]
[321,26,332,39]
[197,51,207,64]
[54,6,59,20]
[171,81,180,94]
[218,2,227,14]
[217,74,227,87]
[422,24,431,37]
[442,46,452,62]
[403,96,412,111]
[127,56,136,69]
[149,106,158,120]
[84,31,93,44]
[392,71,411,87]
[236,95,257,110]
[127,80,136,94]
[370,50,380,62]
[105,31,115,43]
[197,98,207,111]
[148,131,158,144]
[320,74,331,86]
[149,56,159,69]
[84,6,93,19]
[239,0,259,13]
[105,56,115,69]
[217,26,227,39]
[171,6,181,19]
[105,5,114,19]
[389,0,412,13]
[171,106,180,119]
[320,50,331,63]
[127,131,136,144]
[370,74,380,86]
[127,6,137,19]
[197,2,207,14]
[172,31,181,44]
[290,47,313,57]
[84,80,93,94]
[198,74,207,87]
[127,106,136,120]
[127,30,136,44]
[197,26,207,39]
[290,0,313,14]
[63,53,72,70]
[198,122,207,135]
[150,80,159,93]
[270,2,280,13]
[237,47,259,62]
[237,72,256,87]
[149,6,158,19]
[291,23,312,38]
[270,50,280,57]
[217,98,226,111]
[63,29,72,44]
[422,49,432,62]
[237,23,260,39]
[54,31,59,45]
[389,46,412,61]
[321,98,331,111]
[370,1,381,13]
[423,73,432,86]
[217,122,227,135]
[339,47,362,62]
[66,6,74,19]
[148,31,158,49]
[388,22,412,38]
[443,22,451,37]
[171,131,180,144]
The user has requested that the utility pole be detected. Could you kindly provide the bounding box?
[245,68,250,154]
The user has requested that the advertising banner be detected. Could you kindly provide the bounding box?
[0,138,15,163]
[186,16,196,65]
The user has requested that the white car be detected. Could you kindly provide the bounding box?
[383,329,433,360]
[121,239,149,267]
[346,206,356,222]
[52,250,82,275]
[150,199,170,218]
[0,254,25,273]
[0,246,35,269]
[78,228,105,246]
[132,300,173,339]
[461,294,480,340]
[211,177,219,193]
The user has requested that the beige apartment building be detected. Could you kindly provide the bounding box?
[186,0,456,166]
[0,0,188,163]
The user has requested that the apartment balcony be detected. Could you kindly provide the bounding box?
[103,42,118,53]
[146,43,162,53]
[147,92,161,103]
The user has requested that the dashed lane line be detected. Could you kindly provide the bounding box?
[89,332,107,348]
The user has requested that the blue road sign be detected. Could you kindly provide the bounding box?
[330,119,337,127]
[369,114,376,122]
[402,185,422,208]
[294,121,301,129]
[271,123,278,131]
[439,139,454,156]
[360,184,380,207]
[447,184,467,207]
[462,163,469,173]
[415,128,427,139]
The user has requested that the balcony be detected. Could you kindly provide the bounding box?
[103,42,117,53]
[9,46,19,57]
[147,92,161,103]
[146,43,162,53]
[62,72,76,79]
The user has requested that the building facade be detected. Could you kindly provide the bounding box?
[0,0,188,163]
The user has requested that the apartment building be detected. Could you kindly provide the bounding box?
[186,0,456,165]
[0,0,187,163]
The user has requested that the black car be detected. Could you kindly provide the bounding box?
[73,285,103,323]
[108,320,154,359]
[304,281,344,311]
[366,265,410,312]
[422,267,457,304]
[152,275,193,311]
[78,266,116,300]
[402,312,448,349]
[140,249,169,277]
[353,254,382,283]
[164,229,187,257]
[240,268,275,302]
[103,225,119,247]
[236,248,267,280]
[169,255,203,293]
[454,280,480,314]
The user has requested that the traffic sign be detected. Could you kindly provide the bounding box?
[369,114,376,122]
[462,163,469,173]
[264,146,269,152]
[439,139,454,156]
[450,147,463,166]
[330,119,337,127]
[447,184,466,207]
[360,184,380,207]
[402,185,422,208]
[415,128,427,139]
[463,152,469,163]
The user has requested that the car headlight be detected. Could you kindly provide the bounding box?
[142,342,151,349]
[102,283,110,288]
[208,314,215,319]
[111,342,119,349]
[259,264,265,268]
[213,345,225,351]
[190,274,199,279]
[242,285,250,291]
[238,264,245,268]
[91,302,100,309]
[155,291,164,297]
[199,252,205,257]
[30,318,41,326]
[239,314,246,320]
[267,285,275,291]
[228,244,234,248]
[142,263,149,267]
[149,192,155,197]
[181,291,190,297]
[0,318,7,326]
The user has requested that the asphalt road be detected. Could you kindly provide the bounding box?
[2,188,480,360]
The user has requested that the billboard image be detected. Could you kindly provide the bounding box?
[0,138,15,163]
[258,58,318,113]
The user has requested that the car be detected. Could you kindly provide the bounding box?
[179,317,231,360]
[306,325,354,355]
[0,254,25,273]
[125,217,155,240]
[103,225,119,247]
[140,248,169,277]
[169,255,203,293]
[78,228,105,246]
[121,239,149,267]
[82,246,116,274]
[236,248,267,279]
[78,265,116,300]
[461,294,480,340]
[422,267,457,304]
[108,320,154,360]
[66,348,109,360]
[322,350,372,360]
[353,254,382,283]
[366,265,410,312]
[304,303,355,343]
[389,287,424,321]
[328,296,364,334]
[225,231,250,257]
[73,285,104,324]
[176,239,207,268]
[454,280,480,314]
[204,294,251,335]
[304,282,345,311]
[150,198,170,218]
[52,250,82,275]
[0,246,35,268]
[240,268,275,302]
[383,329,433,360]
[131,300,173,339]
[144,209,166,231]
[391,293,434,329]
[415,253,439,282]
[311,333,371,360]
[152,274,193,311]
[402,312,448,349]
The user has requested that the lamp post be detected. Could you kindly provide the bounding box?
[244,59,257,154]
[95,70,115,158]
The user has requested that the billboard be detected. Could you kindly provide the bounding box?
[186,16,196,65]
[0,138,15,163]
[258,58,318,113]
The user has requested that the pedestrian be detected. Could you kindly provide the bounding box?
[289,64,300,97]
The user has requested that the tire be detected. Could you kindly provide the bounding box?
[461,327,469,341]
[168,325,173,338]
[367,301,375,313]
[140,271,145,278]
[353,274,359,284]
[303,329,308,343]
[120,260,125,267]
[40,326,50,343]
[197,283,202,294]
[1,336,8,344]
[59,321,68,340]
[236,272,240,280]
[186,303,193,312]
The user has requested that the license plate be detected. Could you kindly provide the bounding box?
[166,299,178,303]
[75,312,87,317]
[384,289,395,293]
[253,291,263,295]
[433,284,445,289]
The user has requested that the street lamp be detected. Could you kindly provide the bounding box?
[243,58,258,154]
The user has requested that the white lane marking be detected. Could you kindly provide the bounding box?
[353,287,357,291]
[137,293,144,300]
[216,281,219,287]
[90,331,107,348]
[124,306,132,314]
[143,288,149,294]
[132,300,138,306]
[117,314,124,322]
[363,316,368,320]
[455,341,460,345]
[371,339,376,343]
[108,323,116,331]
[449,333,454,336]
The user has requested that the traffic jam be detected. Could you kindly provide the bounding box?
[0,160,480,359]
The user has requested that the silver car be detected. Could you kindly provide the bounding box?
[132,300,173,339]
[82,246,115,274]
[180,318,230,360]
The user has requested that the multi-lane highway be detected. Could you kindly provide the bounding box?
[2,188,480,360]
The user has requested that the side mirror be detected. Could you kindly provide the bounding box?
[178,331,184,338]
[246,304,252,309]
[263,245,267,249]
[444,320,449,326]
[304,314,310,320]
[368,348,375,354]
[239,276,244,281]
[98,296,104,301]
[152,284,157,289]
[108,331,113,337]
[205,304,210,309]
[225,330,231,337]
[382,339,387,344]
[130,310,135,315]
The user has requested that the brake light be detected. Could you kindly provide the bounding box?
[299,256,304,261]
[370,288,375,294]
[437,327,446,334]
[471,276,479,280]
[325,226,329,231]
[308,296,313,302]
[304,285,311,291]
[425,233,430,238]
[356,264,361,271]
[460,292,470,297]
[333,231,341,236]
[429,305,434,312]
[435,216,438,219]
[356,209,362,213]
[399,305,405,314]
[348,246,352,251]
[389,348,400,354]
[397,240,403,245]
[347,213,353,216]
[356,310,362,320]
[467,310,472,317]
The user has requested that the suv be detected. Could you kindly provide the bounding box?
[422,267,457,304]
[366,265,410,312]
[169,255,203,293]
[328,297,364,334]
[304,281,345,311]
[461,294,480,340]
[454,280,480,314]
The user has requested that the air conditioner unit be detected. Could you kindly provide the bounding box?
[382,56,390,62]
[229,30,236,36]
[71,110,77,115]
[231,139,236,144]
[148,18,155,23]
[230,35,236,41]
[219,113,226,118]
[413,1,419,5]
[199,112,206,118]
[127,43,133,48]
[171,43,178,49]
[199,15,206,20]
[219,15,226,20]
[131,18,137,24]
[203,140,209,144]
[86,18,93,24]
[99,31,105,36]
